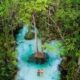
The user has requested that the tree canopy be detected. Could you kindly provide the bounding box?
[0,0,80,80]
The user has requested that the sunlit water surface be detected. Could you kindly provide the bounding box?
[15,25,62,80]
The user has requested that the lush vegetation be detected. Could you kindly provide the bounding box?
[0,0,80,80]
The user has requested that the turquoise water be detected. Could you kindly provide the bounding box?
[15,25,62,80]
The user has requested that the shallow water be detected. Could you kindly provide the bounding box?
[15,25,62,80]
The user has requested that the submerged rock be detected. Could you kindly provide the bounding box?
[27,52,49,64]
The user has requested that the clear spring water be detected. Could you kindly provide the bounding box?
[15,25,62,80]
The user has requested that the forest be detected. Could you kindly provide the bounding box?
[0,0,80,80]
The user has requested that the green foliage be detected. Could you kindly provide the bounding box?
[42,41,65,56]
[54,0,80,56]
[54,0,80,80]
[0,0,53,79]
[0,0,52,23]
[0,0,80,80]
[42,43,55,51]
